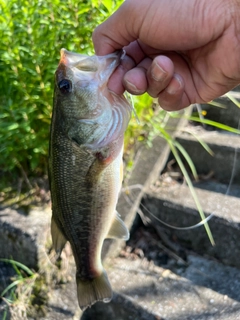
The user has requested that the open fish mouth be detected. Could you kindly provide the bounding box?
[55,49,124,97]
[59,48,122,80]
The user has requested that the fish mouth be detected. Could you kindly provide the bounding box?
[60,48,121,71]
[60,48,122,62]
[58,48,122,85]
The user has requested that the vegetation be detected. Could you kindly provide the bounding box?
[0,258,47,319]
[0,0,123,178]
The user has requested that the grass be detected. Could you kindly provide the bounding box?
[0,243,74,319]
[0,0,123,178]
[0,259,40,319]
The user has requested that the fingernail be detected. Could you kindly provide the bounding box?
[125,80,143,94]
[166,74,182,94]
[151,62,167,81]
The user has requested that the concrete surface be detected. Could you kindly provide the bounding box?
[81,253,240,320]
[176,127,240,184]
[199,92,240,128]
[1,92,240,319]
[0,206,51,269]
[142,180,240,268]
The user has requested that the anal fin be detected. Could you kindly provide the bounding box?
[51,217,67,256]
[106,212,129,240]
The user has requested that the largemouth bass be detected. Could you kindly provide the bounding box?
[49,49,132,310]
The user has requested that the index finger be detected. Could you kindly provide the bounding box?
[92,2,138,55]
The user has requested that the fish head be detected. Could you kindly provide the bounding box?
[54,48,122,120]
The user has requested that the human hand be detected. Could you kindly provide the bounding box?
[93,0,240,110]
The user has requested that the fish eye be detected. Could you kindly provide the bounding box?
[58,79,72,94]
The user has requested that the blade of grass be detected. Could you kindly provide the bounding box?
[176,115,240,134]
[225,92,240,108]
[1,272,37,298]
[174,140,198,180]
[0,259,34,276]
[207,100,227,108]
[169,140,215,245]
[2,309,8,320]
[1,279,24,297]
[12,263,23,278]
[182,129,214,156]
[157,126,214,245]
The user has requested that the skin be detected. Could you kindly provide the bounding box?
[92,0,240,110]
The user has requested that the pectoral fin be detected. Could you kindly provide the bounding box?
[51,217,67,256]
[106,212,129,240]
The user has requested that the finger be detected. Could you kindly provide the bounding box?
[108,41,153,95]
[146,56,174,98]
[156,52,202,109]
[123,41,146,64]
[92,2,138,55]
[123,58,152,95]
[157,74,190,110]
[108,55,136,94]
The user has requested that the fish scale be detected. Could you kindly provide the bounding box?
[49,49,132,310]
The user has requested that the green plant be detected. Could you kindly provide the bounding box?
[0,259,39,319]
[0,0,124,178]
[124,94,170,172]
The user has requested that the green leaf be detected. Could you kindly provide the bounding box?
[183,129,214,156]
[169,140,215,246]
[1,279,22,297]
[225,92,240,108]
[7,123,19,130]
[101,0,113,11]
[171,113,240,134]
[174,140,198,180]
[0,258,34,276]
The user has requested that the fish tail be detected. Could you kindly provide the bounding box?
[76,270,112,310]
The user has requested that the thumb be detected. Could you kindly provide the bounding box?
[92,1,144,55]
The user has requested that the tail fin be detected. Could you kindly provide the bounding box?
[76,270,112,310]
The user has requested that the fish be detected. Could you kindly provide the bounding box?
[48,48,132,310]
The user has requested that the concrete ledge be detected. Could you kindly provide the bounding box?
[199,91,240,128]
[0,206,51,268]
[176,128,240,184]
[143,181,240,268]
[83,254,240,320]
